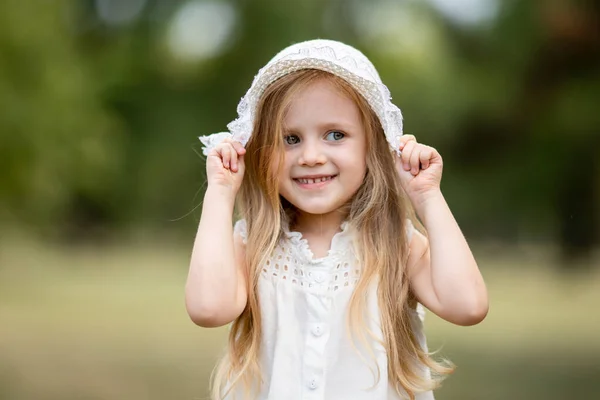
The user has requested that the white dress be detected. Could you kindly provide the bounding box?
[230,219,434,400]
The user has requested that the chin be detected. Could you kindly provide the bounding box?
[288,200,343,216]
[299,207,336,215]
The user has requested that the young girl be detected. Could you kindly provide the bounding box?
[186,39,488,400]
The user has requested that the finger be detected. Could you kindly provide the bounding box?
[229,144,239,172]
[401,140,416,170]
[410,145,422,175]
[398,134,416,151]
[237,152,245,171]
[420,146,432,170]
[230,141,246,156]
[219,144,231,169]
[236,153,246,178]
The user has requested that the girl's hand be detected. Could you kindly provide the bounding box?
[206,139,246,195]
[395,135,443,209]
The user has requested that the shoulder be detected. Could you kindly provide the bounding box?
[406,219,429,272]
[405,218,415,242]
[234,218,248,244]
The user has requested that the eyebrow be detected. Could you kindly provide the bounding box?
[283,120,359,134]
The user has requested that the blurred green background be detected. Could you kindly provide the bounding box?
[0,0,599,399]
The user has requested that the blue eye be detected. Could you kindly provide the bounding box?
[284,134,300,145]
[325,131,345,141]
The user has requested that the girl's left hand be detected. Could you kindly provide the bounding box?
[395,135,443,208]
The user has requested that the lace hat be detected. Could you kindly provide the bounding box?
[199,39,405,156]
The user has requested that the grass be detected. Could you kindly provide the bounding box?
[0,238,599,400]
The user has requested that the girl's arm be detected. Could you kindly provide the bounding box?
[408,193,488,326]
[185,140,248,328]
[396,135,488,326]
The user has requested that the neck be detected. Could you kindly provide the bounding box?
[292,210,348,236]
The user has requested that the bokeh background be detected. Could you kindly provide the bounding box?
[1,0,599,399]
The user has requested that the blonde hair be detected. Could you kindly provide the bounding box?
[210,69,454,400]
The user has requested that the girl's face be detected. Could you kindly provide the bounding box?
[277,79,367,219]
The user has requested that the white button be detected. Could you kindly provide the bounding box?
[307,377,319,389]
[312,324,325,337]
[314,271,326,283]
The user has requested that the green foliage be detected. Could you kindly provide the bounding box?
[0,0,122,226]
[0,0,597,253]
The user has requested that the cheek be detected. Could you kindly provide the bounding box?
[340,159,366,185]
[348,144,367,176]
[354,162,368,184]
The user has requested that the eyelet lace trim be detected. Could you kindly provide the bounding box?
[260,242,360,292]
[199,132,232,156]
[235,219,359,291]
[199,40,405,156]
[234,218,416,293]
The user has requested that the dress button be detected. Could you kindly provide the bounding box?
[312,324,325,337]
[308,376,319,390]
[314,271,326,283]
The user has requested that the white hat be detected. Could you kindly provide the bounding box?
[199,39,404,155]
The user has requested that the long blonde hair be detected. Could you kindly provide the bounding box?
[210,69,454,400]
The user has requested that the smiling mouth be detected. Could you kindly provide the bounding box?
[294,175,336,184]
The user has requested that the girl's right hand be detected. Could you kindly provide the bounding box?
[206,139,246,194]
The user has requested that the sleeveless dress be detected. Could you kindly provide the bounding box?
[229,219,434,400]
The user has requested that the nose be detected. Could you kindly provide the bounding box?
[298,139,326,166]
